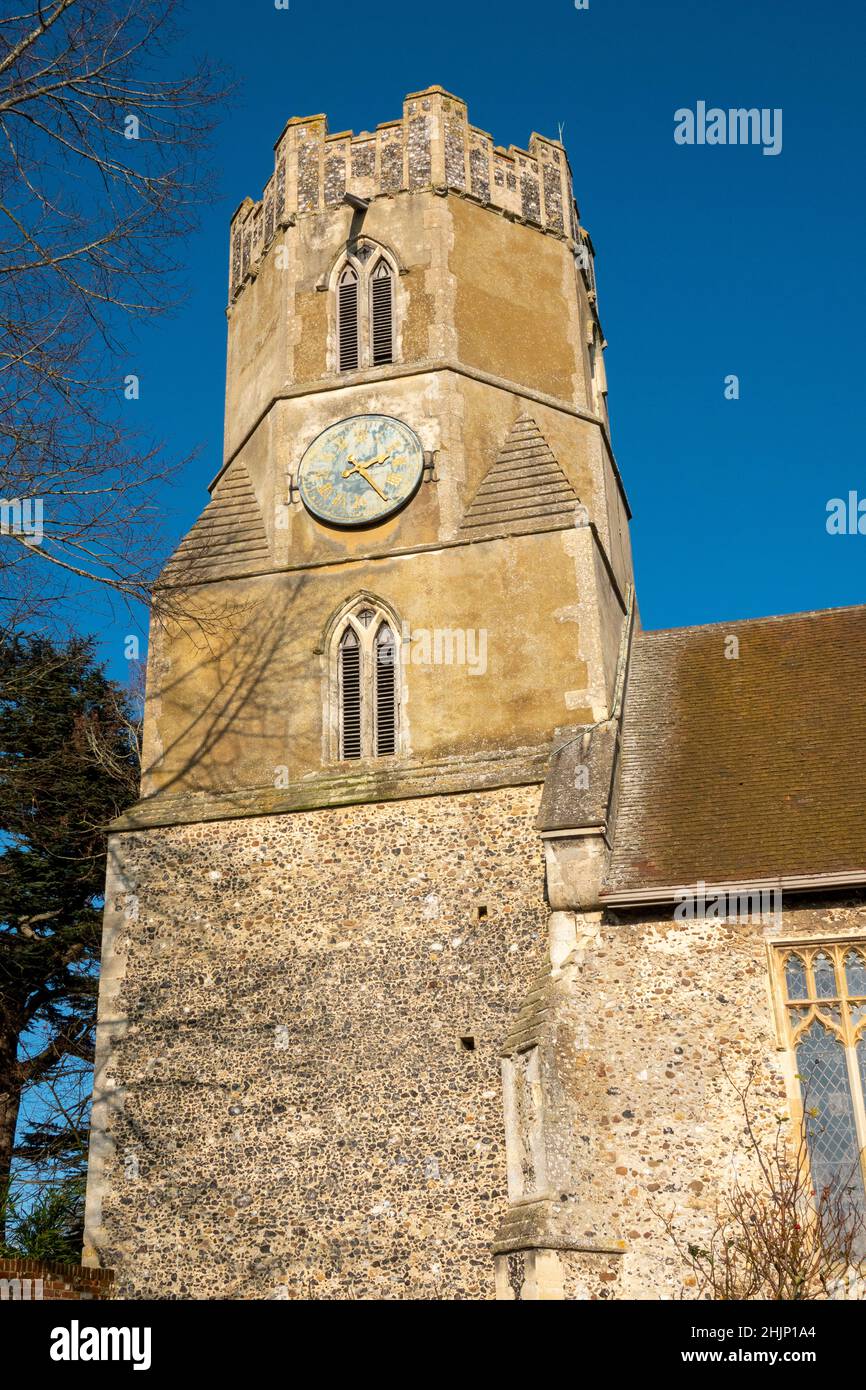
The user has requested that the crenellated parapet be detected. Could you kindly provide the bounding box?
[228,86,585,303]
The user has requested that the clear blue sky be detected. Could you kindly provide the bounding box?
[110,0,865,673]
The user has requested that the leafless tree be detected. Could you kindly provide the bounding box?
[654,1061,866,1300]
[0,0,229,633]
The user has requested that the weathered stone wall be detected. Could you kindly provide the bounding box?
[228,87,578,308]
[139,518,626,807]
[500,894,866,1299]
[84,785,548,1299]
[223,189,600,467]
[148,89,629,827]
[222,88,607,468]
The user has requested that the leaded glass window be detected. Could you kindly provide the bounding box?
[813,952,837,1000]
[797,1022,861,1203]
[775,941,866,1210]
[785,953,808,1001]
[846,950,866,997]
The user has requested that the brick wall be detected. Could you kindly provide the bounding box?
[0,1257,114,1301]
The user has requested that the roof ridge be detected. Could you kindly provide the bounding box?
[639,601,866,639]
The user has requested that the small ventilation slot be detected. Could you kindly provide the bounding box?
[339,628,362,759]
[375,623,397,756]
[371,261,394,366]
[338,267,359,372]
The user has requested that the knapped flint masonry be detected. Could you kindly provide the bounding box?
[83,88,866,1300]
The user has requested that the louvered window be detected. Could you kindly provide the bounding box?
[334,252,397,372]
[375,623,397,756]
[339,628,362,758]
[371,261,394,366]
[338,266,359,372]
[331,602,401,762]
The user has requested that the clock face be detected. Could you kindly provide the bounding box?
[297,415,424,526]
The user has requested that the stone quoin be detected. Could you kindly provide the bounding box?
[82,87,866,1301]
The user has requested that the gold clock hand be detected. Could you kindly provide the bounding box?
[354,462,388,501]
[341,460,388,502]
[343,451,392,472]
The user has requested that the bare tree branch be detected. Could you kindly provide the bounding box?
[653,1058,866,1300]
[0,0,231,625]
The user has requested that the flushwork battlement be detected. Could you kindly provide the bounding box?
[229,86,582,301]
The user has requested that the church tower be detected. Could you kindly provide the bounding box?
[83,87,633,1299]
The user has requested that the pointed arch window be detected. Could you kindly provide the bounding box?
[375,623,397,755]
[339,628,362,759]
[334,248,397,372]
[337,266,359,372]
[797,1021,862,1209]
[329,601,402,761]
[371,260,394,366]
[773,942,866,1215]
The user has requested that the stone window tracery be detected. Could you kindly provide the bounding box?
[333,247,396,372]
[773,941,866,1211]
[328,599,402,761]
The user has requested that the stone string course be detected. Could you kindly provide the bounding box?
[228,86,579,301]
[91,786,548,1299]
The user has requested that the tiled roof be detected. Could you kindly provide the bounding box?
[163,461,270,582]
[459,415,582,537]
[603,605,866,897]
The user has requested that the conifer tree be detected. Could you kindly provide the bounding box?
[0,633,138,1253]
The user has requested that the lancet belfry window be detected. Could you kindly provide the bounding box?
[370,260,394,366]
[772,941,866,1211]
[337,266,360,372]
[334,249,395,372]
[331,601,401,761]
[374,623,397,756]
[338,628,362,758]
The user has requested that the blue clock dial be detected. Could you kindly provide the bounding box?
[297,415,424,526]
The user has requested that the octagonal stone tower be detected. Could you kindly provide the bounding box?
[83,87,633,1299]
